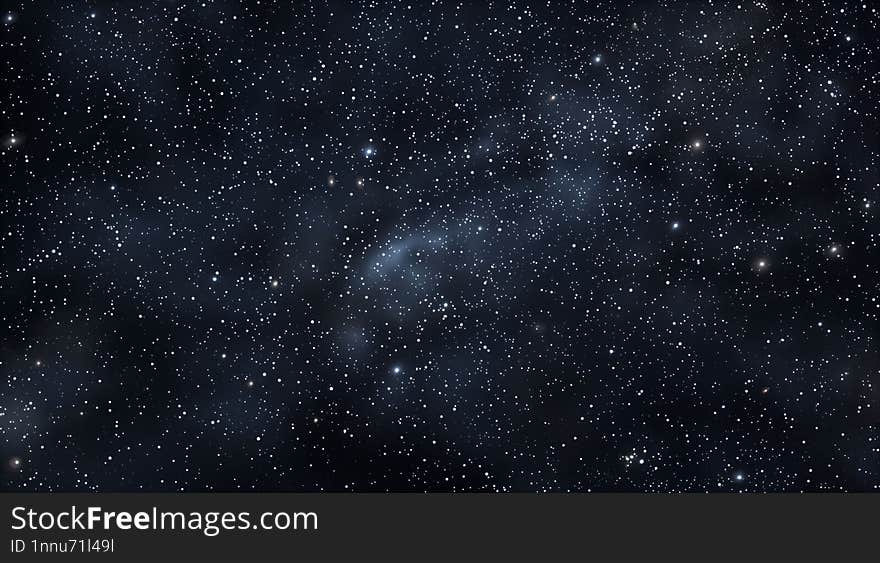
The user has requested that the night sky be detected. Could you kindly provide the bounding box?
[2,1,879,492]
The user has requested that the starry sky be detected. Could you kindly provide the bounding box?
[2,1,879,492]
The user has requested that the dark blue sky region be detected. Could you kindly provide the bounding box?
[1,1,879,491]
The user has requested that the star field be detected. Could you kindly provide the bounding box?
[2,1,880,491]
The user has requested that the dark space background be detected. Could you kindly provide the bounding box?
[1,1,879,491]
